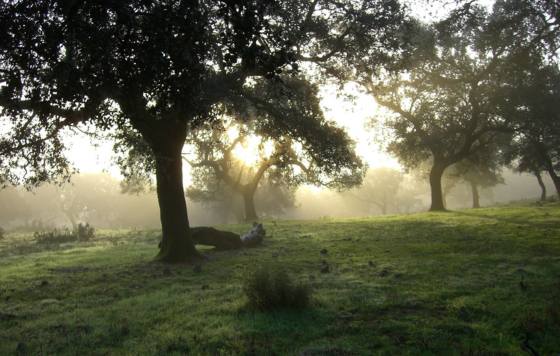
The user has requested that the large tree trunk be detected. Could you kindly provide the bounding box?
[470,181,480,208]
[134,119,201,263]
[154,147,200,262]
[429,161,447,211]
[535,171,546,201]
[242,188,258,222]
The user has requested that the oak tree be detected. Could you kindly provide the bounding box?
[0,0,403,261]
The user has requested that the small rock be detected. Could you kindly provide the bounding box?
[320,248,328,255]
[193,264,202,273]
[39,280,49,287]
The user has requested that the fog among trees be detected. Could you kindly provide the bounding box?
[1,167,554,231]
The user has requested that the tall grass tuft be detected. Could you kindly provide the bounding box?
[243,266,311,311]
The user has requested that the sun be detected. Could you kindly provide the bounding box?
[231,134,261,167]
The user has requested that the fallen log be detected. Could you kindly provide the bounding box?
[159,225,265,251]
[190,227,243,250]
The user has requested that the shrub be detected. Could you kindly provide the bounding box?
[75,223,95,241]
[0,226,4,240]
[34,228,76,244]
[34,223,95,244]
[243,266,311,311]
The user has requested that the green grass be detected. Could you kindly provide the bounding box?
[1,203,560,355]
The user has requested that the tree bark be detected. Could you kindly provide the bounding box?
[190,227,242,250]
[535,142,560,198]
[535,171,546,201]
[242,188,258,222]
[470,181,480,208]
[133,118,201,263]
[153,146,200,262]
[429,161,447,211]
[545,167,560,199]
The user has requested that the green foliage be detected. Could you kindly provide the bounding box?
[0,226,4,240]
[75,223,95,241]
[0,0,403,188]
[243,266,311,311]
[34,223,94,245]
[499,58,560,183]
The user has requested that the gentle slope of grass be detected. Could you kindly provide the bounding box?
[1,204,560,354]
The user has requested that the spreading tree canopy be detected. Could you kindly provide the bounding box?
[188,78,362,220]
[0,0,404,262]
[499,56,560,198]
[324,0,560,211]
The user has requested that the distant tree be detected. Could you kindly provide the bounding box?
[347,168,403,215]
[187,168,296,223]
[503,140,549,201]
[306,0,559,212]
[254,179,297,218]
[366,16,509,210]
[57,174,123,228]
[0,1,403,262]
[447,156,504,209]
[394,173,427,213]
[499,59,560,199]
[185,79,365,221]
[350,1,560,211]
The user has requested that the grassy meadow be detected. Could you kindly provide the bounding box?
[1,203,560,355]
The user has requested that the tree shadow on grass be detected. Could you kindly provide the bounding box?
[233,306,333,354]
